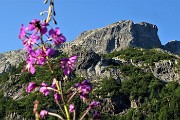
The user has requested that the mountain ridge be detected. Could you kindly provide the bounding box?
[0,20,180,75]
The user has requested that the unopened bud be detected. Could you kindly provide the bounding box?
[44,0,48,4]
[40,12,44,16]
[53,17,57,25]
[53,10,56,16]
[40,11,48,16]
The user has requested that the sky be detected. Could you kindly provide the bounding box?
[0,0,180,53]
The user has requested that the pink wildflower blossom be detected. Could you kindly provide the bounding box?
[49,27,66,45]
[60,55,77,76]
[22,34,39,50]
[19,24,26,39]
[40,110,48,118]
[27,19,48,34]
[25,56,36,74]
[75,80,92,100]
[26,82,37,93]
[69,104,75,113]
[54,93,61,101]
[45,47,56,57]
[89,101,100,109]
[51,78,57,88]
[39,82,50,96]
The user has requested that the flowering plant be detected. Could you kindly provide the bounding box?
[18,0,100,119]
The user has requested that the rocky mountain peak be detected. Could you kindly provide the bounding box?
[65,20,162,54]
[164,40,180,55]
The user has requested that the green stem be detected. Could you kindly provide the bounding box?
[56,101,66,117]
[54,78,70,120]
[64,104,70,120]
[59,80,70,120]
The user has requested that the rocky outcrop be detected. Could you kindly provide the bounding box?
[101,95,130,115]
[0,50,25,74]
[164,40,180,55]
[65,20,162,54]
[152,60,180,83]
[5,112,31,120]
[75,49,123,82]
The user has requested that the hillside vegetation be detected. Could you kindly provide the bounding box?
[0,48,180,120]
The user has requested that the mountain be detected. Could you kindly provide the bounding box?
[0,20,180,120]
[1,20,179,75]
[61,20,162,54]
[164,40,180,55]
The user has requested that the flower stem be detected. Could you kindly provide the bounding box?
[67,91,78,103]
[64,104,70,120]
[40,34,54,73]
[59,80,70,120]
[55,100,66,117]
[73,111,76,120]
[80,107,91,120]
[48,112,64,120]
[54,78,70,120]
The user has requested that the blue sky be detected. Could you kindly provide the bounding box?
[0,0,180,53]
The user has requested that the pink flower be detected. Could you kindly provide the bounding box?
[19,24,26,39]
[74,80,92,100]
[49,27,66,45]
[45,48,56,56]
[26,82,37,93]
[28,19,40,31]
[33,49,47,65]
[80,92,89,101]
[69,104,75,113]
[27,19,48,34]
[25,56,35,74]
[51,78,57,88]
[40,110,48,118]
[22,34,39,50]
[79,80,92,94]
[40,21,48,34]
[89,101,100,109]
[24,49,48,74]
[39,82,50,96]
[29,49,47,65]
[54,93,61,101]
[60,55,77,76]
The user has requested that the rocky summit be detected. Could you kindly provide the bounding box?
[62,20,162,54]
[164,40,180,55]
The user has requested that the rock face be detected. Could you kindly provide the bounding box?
[5,112,31,120]
[75,49,123,82]
[164,40,180,55]
[152,60,180,83]
[0,50,25,74]
[66,20,162,54]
